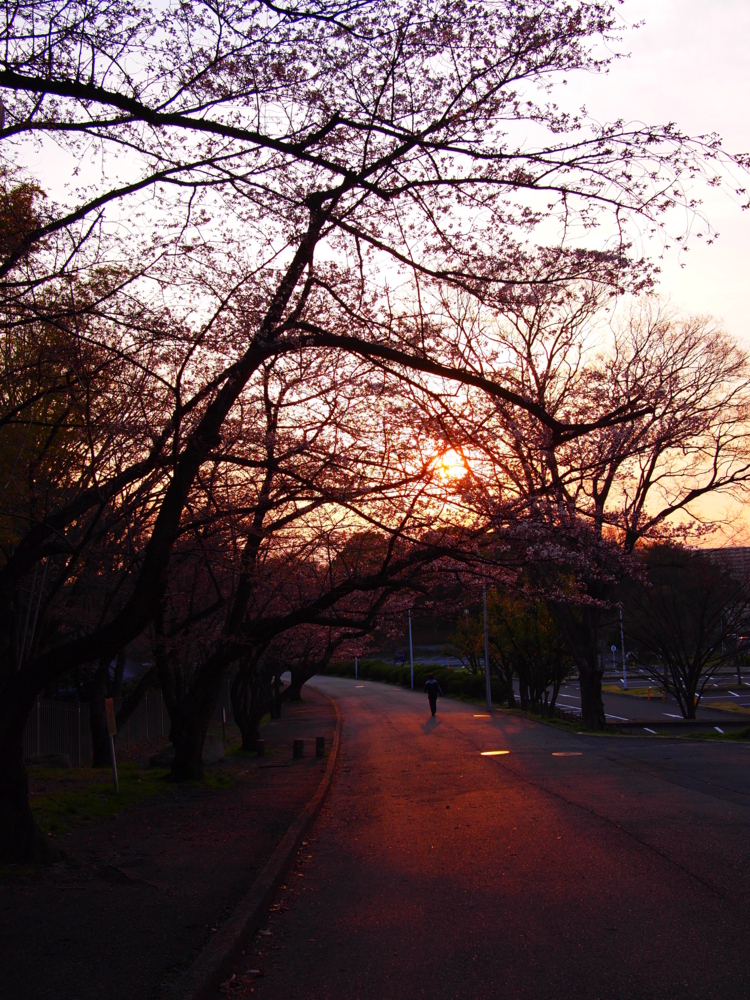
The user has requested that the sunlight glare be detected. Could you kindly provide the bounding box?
[434,448,467,481]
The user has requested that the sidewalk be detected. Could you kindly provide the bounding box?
[0,688,336,1000]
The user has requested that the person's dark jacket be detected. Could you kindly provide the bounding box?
[424,678,442,700]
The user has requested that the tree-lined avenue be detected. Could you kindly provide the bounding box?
[229,677,750,999]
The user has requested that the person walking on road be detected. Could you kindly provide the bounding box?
[424,674,442,717]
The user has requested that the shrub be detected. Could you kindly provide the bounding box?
[318,659,504,702]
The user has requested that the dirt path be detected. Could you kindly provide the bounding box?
[217,677,750,1000]
[0,690,335,1000]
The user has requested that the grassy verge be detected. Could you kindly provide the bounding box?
[29,763,171,837]
[602,684,666,699]
[30,729,242,837]
[675,728,750,741]
[708,701,750,716]
[26,707,316,842]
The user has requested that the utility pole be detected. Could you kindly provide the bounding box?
[408,609,414,691]
[619,605,627,690]
[483,585,491,712]
[355,655,358,680]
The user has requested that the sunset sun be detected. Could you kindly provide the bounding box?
[434,448,467,481]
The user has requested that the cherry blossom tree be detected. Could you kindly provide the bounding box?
[2,0,748,856]
[419,292,750,727]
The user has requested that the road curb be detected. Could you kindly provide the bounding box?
[164,694,341,1000]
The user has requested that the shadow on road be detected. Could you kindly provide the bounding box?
[420,716,442,732]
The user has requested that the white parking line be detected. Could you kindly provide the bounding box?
[644,727,657,734]
[715,727,724,734]
[663,713,683,718]
[605,714,629,721]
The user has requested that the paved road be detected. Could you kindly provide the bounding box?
[222,678,750,1000]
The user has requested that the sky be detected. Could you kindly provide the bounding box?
[563,0,750,544]
[14,0,750,546]
[563,0,750,346]
[23,0,749,344]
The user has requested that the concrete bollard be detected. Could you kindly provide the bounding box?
[293,739,304,759]
[316,736,325,757]
[255,739,265,757]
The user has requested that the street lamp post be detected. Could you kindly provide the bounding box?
[619,605,627,690]
[483,585,491,712]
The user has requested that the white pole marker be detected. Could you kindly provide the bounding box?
[408,610,414,691]
[483,585,491,712]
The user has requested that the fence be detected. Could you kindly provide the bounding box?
[24,690,169,766]
[23,677,235,767]
[23,699,92,767]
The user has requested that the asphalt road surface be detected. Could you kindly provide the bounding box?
[228,677,750,1000]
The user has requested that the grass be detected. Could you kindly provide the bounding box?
[26,707,312,843]
[602,684,666,699]
[602,684,750,718]
[29,762,171,836]
[708,701,750,716]
[29,750,239,837]
[677,726,750,742]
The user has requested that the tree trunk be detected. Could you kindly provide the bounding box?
[0,708,57,863]
[686,689,697,720]
[578,653,607,730]
[231,671,269,751]
[88,660,112,767]
[288,666,304,701]
[490,657,514,708]
[112,650,127,699]
[270,669,282,719]
[555,602,607,731]
[548,674,562,716]
[518,679,528,711]
[169,709,206,780]
[166,656,228,781]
